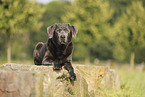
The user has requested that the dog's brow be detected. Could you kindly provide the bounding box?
[56,28,61,30]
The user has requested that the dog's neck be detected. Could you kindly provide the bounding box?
[48,39,71,52]
[59,44,67,50]
[47,39,73,59]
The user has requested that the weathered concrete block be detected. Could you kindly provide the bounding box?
[0,63,109,97]
[0,70,37,97]
[75,65,109,93]
[99,69,121,90]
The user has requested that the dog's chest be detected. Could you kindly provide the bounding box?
[47,40,73,63]
[48,50,66,64]
[54,50,66,59]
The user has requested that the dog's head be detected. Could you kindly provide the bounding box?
[47,23,78,45]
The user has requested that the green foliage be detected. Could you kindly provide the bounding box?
[115,1,145,50]
[62,0,114,61]
[62,0,114,46]
[41,1,70,26]
[0,0,44,61]
[113,1,145,63]
[108,0,132,25]
[73,43,87,61]
[0,0,43,36]
[135,47,145,63]
[113,44,126,62]
[0,33,7,61]
[90,39,114,60]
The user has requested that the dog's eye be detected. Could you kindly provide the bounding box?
[56,29,61,32]
[64,29,69,32]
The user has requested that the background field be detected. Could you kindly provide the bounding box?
[97,65,145,97]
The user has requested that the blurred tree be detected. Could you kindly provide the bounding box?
[42,1,70,26]
[135,47,145,63]
[40,1,70,42]
[108,0,132,25]
[0,0,43,62]
[90,39,114,60]
[114,1,145,70]
[0,33,7,61]
[62,0,114,63]
[72,43,87,61]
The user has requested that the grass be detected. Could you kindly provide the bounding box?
[95,67,145,97]
[0,60,34,65]
[119,69,145,97]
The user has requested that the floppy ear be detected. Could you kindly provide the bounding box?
[68,23,78,38]
[47,24,56,39]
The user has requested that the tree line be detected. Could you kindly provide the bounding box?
[0,0,145,68]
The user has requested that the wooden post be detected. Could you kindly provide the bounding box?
[130,52,135,71]
[7,38,11,63]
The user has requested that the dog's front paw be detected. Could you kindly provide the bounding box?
[53,64,62,70]
[69,72,76,81]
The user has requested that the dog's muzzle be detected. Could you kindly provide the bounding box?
[60,34,66,44]
[60,34,65,39]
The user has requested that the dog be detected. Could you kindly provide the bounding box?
[33,23,78,81]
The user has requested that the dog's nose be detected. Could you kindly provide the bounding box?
[60,34,65,38]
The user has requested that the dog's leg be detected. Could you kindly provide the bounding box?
[34,50,42,65]
[42,57,54,66]
[53,63,62,70]
[64,62,76,81]
[33,42,44,65]
[42,60,53,65]
[41,50,54,66]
